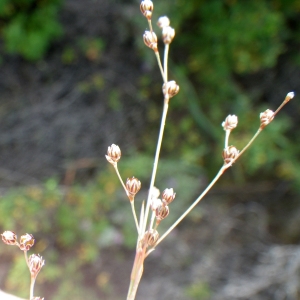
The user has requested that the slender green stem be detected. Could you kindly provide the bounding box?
[155,51,167,83]
[142,99,169,235]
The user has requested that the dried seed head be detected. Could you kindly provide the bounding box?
[105,144,121,164]
[126,177,141,201]
[260,109,274,129]
[162,81,179,98]
[285,91,294,102]
[19,233,35,251]
[143,229,159,247]
[222,146,239,165]
[157,16,170,28]
[161,188,176,205]
[222,115,238,131]
[150,198,162,212]
[140,0,153,20]
[28,254,45,278]
[162,26,175,44]
[143,31,158,52]
[155,204,170,221]
[1,231,17,246]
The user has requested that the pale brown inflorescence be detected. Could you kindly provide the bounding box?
[222,146,239,165]
[157,16,170,29]
[126,177,141,201]
[143,229,159,247]
[222,114,238,131]
[161,188,176,206]
[155,204,170,221]
[260,109,274,129]
[105,144,121,164]
[162,81,179,99]
[162,26,175,44]
[140,0,153,20]
[1,231,18,246]
[19,233,35,251]
[28,254,45,278]
[143,31,158,52]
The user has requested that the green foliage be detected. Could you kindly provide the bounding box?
[185,282,211,300]
[0,0,63,60]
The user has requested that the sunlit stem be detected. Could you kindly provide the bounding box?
[154,165,227,248]
[127,245,147,300]
[147,19,153,34]
[113,164,139,233]
[142,97,169,235]
[155,51,167,83]
[30,277,36,300]
[164,44,169,81]
[224,129,230,148]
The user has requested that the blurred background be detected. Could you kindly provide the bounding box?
[0,0,300,299]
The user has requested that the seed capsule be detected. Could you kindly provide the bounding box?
[140,0,153,20]
[19,233,35,251]
[222,146,239,165]
[162,26,175,44]
[143,229,159,247]
[28,254,45,278]
[143,31,158,52]
[155,204,170,221]
[222,115,238,131]
[126,177,141,201]
[161,188,176,205]
[157,16,170,28]
[260,109,274,129]
[105,144,121,164]
[1,231,17,246]
[162,81,179,98]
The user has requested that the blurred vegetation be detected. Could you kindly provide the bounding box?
[0,0,62,60]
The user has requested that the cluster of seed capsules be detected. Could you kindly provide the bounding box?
[1,231,44,300]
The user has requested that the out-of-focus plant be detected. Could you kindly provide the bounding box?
[0,0,63,60]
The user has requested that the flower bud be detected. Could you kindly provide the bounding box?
[1,231,17,245]
[162,26,175,44]
[155,204,169,221]
[150,186,160,199]
[260,109,274,129]
[140,0,153,20]
[19,233,35,251]
[222,146,239,165]
[162,81,179,98]
[28,254,45,278]
[161,188,176,205]
[143,31,158,52]
[222,115,238,131]
[126,177,141,201]
[143,229,159,247]
[157,16,170,28]
[105,144,121,164]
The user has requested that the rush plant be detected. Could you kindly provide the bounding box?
[105,1,294,300]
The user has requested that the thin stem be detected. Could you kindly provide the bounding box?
[155,51,167,83]
[131,201,140,233]
[114,164,139,233]
[224,130,230,149]
[164,44,169,82]
[154,165,227,247]
[142,99,169,235]
[235,128,262,160]
[30,277,35,300]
